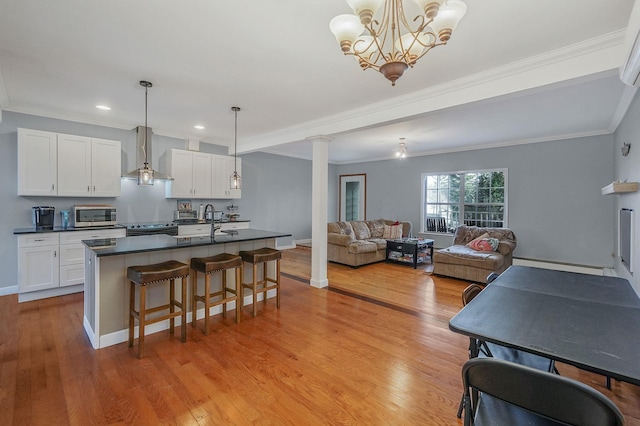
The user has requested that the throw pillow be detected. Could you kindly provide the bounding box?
[382,224,402,239]
[466,233,499,252]
[351,221,371,240]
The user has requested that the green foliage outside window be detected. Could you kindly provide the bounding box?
[423,170,506,233]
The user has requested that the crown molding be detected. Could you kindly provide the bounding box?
[239,30,626,154]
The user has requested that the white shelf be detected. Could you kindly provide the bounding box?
[601,182,638,195]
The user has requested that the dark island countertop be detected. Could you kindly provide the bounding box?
[83,229,291,257]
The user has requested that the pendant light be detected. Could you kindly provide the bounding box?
[137,81,155,185]
[122,80,172,184]
[229,106,242,190]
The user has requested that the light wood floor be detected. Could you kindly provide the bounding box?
[1,247,639,425]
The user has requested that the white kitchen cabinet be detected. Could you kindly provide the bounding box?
[17,128,58,196]
[57,133,92,196]
[212,154,242,199]
[18,233,60,293]
[57,134,121,197]
[18,228,125,296]
[220,221,250,231]
[59,228,125,287]
[178,221,250,237]
[17,128,121,197]
[178,223,213,237]
[165,149,212,198]
[91,138,122,196]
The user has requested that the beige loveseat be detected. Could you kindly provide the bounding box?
[327,219,412,267]
[432,225,517,283]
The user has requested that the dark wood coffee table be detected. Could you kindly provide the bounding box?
[386,238,434,269]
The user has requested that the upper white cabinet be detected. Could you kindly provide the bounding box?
[164,149,213,198]
[17,128,58,196]
[17,128,121,197]
[212,154,242,199]
[165,149,240,199]
[90,138,122,196]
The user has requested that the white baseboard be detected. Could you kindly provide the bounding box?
[18,284,83,303]
[277,242,297,250]
[513,258,606,276]
[0,285,18,296]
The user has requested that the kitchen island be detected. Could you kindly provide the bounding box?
[83,229,291,349]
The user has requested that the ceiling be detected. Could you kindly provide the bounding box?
[0,0,638,164]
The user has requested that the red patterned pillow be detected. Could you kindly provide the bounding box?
[383,224,402,239]
[466,233,499,251]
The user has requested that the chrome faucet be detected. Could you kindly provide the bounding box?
[204,204,220,237]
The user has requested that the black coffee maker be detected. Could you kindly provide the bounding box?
[32,206,55,230]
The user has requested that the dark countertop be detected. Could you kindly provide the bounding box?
[83,228,291,257]
[14,225,126,235]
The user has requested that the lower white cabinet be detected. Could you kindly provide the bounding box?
[18,233,60,293]
[220,221,250,232]
[59,229,125,287]
[18,228,126,294]
[178,221,250,237]
[178,224,212,237]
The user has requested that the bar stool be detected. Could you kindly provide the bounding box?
[190,253,243,335]
[239,248,282,317]
[127,260,189,358]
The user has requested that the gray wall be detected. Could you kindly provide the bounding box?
[613,91,640,294]
[0,108,624,291]
[239,151,313,238]
[336,134,616,268]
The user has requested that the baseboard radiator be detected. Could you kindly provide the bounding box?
[513,258,614,277]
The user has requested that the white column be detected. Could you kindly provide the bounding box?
[308,135,331,288]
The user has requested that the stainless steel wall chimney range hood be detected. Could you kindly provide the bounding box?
[122,125,172,182]
[122,81,172,185]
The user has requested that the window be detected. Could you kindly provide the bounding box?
[422,169,507,233]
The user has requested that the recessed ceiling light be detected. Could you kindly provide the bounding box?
[194,125,205,130]
[96,105,111,111]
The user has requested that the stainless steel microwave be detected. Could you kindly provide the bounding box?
[72,205,117,227]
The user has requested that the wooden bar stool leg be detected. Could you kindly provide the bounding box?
[138,284,146,359]
[263,262,268,305]
[276,258,281,309]
[191,269,198,328]
[235,267,241,323]
[169,278,175,335]
[129,281,135,348]
[181,276,187,343]
[204,273,211,335]
[222,271,227,319]
[252,262,258,317]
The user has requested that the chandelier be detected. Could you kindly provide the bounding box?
[329,0,467,86]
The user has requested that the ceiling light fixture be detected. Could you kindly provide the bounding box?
[395,139,408,158]
[329,0,467,86]
[137,80,155,186]
[96,105,111,111]
[230,106,242,190]
[122,81,172,184]
[194,125,205,130]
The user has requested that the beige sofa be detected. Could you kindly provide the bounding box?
[327,219,412,267]
[432,225,517,283]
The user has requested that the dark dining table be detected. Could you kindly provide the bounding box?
[449,265,640,385]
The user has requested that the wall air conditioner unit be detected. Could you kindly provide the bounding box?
[621,2,640,87]
[620,30,640,86]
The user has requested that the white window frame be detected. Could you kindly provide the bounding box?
[420,168,508,235]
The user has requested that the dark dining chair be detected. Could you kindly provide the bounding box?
[461,358,625,426]
[456,276,557,418]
